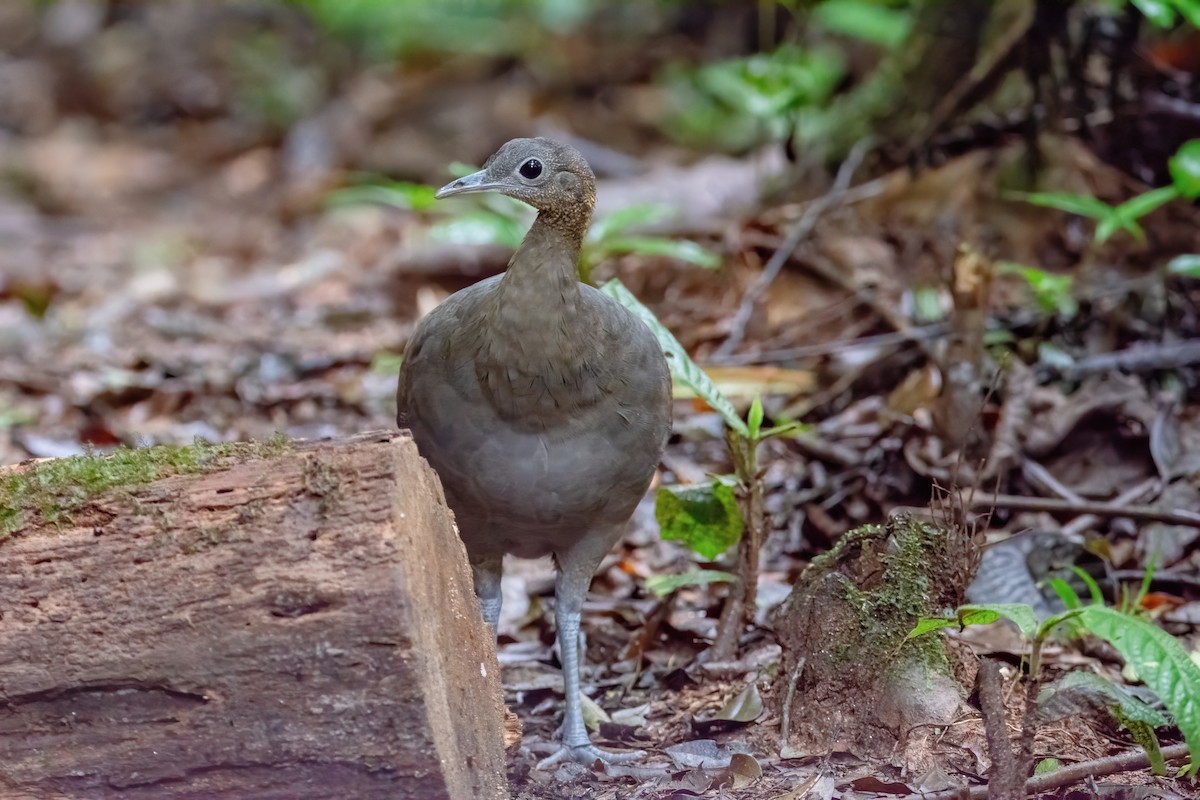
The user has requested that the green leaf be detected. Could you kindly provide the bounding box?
[960,603,1042,638]
[1169,0,1200,26]
[1071,566,1106,606]
[1118,712,1167,775]
[655,481,744,560]
[906,616,959,640]
[326,180,439,211]
[1034,758,1061,775]
[760,421,807,439]
[429,211,525,248]
[1077,605,1200,775]
[1005,190,1114,219]
[1095,211,1144,245]
[602,279,748,436]
[1053,670,1172,729]
[1169,140,1200,199]
[1115,185,1180,220]
[1048,577,1082,610]
[588,204,674,243]
[813,0,912,47]
[747,397,764,439]
[599,236,721,269]
[1168,254,1200,277]
[997,262,1077,318]
[907,605,1038,641]
[644,569,738,597]
[369,351,404,375]
[1132,0,1177,26]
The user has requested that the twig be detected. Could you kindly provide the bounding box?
[977,659,1022,800]
[905,743,1191,799]
[1045,339,1200,381]
[966,492,1200,529]
[1060,477,1159,539]
[715,138,873,357]
[707,324,950,365]
[779,656,806,750]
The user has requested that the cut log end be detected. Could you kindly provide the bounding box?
[0,431,508,800]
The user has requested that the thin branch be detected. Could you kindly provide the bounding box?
[707,323,950,365]
[906,743,1191,799]
[977,659,1022,800]
[779,656,806,750]
[966,492,1200,529]
[1045,339,1200,381]
[715,138,873,357]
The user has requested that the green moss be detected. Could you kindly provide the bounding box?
[0,433,290,540]
[808,517,952,673]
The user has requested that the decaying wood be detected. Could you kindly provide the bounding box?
[0,431,508,800]
[770,515,974,767]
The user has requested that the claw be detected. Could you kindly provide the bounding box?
[536,743,646,769]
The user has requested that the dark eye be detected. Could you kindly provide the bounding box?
[519,158,543,180]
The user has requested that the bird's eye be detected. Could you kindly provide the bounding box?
[519,158,543,180]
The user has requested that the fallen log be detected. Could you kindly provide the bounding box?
[0,431,508,800]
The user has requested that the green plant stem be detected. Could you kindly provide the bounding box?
[710,430,764,660]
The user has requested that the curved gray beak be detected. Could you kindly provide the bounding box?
[435,169,500,199]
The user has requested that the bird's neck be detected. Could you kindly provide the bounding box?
[476,207,598,421]
[492,208,590,317]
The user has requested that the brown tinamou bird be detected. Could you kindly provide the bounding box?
[396,138,672,766]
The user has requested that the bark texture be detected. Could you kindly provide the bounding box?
[0,431,508,800]
[771,515,974,766]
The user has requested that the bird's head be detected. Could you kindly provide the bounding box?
[435,138,596,214]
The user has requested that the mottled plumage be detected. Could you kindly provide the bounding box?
[396,138,671,765]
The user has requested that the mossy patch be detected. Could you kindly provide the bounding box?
[0,433,290,540]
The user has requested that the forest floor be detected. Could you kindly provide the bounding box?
[2,4,1199,799]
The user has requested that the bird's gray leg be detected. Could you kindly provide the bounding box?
[537,531,644,768]
[470,555,503,636]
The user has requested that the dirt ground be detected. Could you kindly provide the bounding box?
[2,3,1199,798]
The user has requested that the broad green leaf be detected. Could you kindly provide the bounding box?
[600,236,721,269]
[1005,190,1113,219]
[602,279,748,436]
[1168,254,1200,278]
[588,204,674,242]
[1077,605,1200,774]
[655,481,744,560]
[1132,0,1177,26]
[1169,140,1200,199]
[1117,712,1166,774]
[1034,758,1061,775]
[1053,670,1171,728]
[1170,0,1200,26]
[960,603,1041,638]
[645,569,738,597]
[813,0,912,47]
[906,616,959,640]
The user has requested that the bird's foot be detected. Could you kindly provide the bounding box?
[536,743,646,769]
